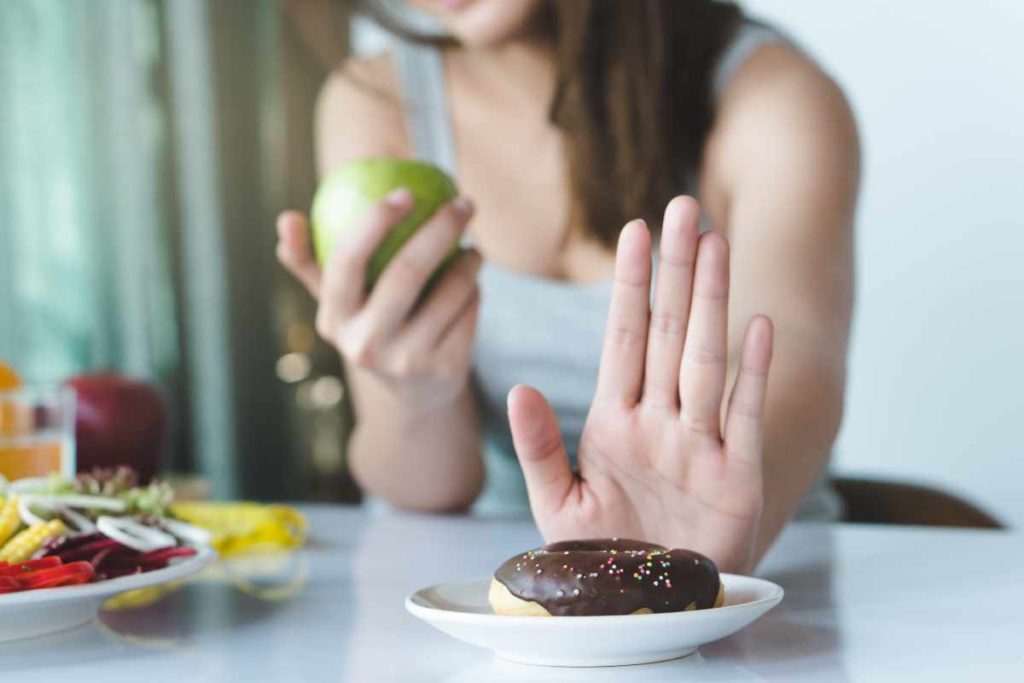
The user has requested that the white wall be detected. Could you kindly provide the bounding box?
[741,1,1024,525]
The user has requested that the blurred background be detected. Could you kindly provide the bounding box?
[1,1,1021,524]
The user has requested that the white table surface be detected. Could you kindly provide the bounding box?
[0,505,1020,682]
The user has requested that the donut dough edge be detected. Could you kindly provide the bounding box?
[488,578,725,616]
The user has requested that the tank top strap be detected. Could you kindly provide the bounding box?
[392,19,793,173]
[392,40,458,175]
[713,20,797,98]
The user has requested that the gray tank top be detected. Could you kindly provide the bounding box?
[390,21,842,520]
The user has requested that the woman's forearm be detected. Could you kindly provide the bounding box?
[346,368,483,512]
[751,356,846,565]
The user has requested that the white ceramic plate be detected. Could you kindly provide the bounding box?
[0,546,216,642]
[407,573,783,667]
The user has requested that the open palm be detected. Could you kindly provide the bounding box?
[507,197,774,573]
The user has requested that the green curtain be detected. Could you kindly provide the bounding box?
[0,0,345,500]
[0,0,178,383]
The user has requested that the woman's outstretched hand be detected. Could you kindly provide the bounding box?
[507,196,774,573]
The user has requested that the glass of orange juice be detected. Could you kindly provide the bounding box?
[0,385,76,482]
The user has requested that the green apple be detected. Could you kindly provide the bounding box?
[311,158,460,289]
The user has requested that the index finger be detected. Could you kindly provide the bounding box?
[320,188,414,318]
[594,220,652,407]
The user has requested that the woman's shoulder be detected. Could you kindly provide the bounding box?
[314,52,410,174]
[702,36,860,216]
[718,36,851,122]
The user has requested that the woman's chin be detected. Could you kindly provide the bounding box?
[418,0,546,48]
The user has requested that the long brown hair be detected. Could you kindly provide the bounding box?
[359,0,742,246]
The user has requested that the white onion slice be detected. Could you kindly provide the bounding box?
[160,517,213,547]
[21,493,127,512]
[9,477,50,494]
[97,515,177,552]
[18,496,98,532]
[60,506,97,533]
[17,497,47,526]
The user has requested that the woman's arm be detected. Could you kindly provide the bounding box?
[344,363,483,512]
[704,45,860,558]
[295,57,484,511]
[503,47,857,573]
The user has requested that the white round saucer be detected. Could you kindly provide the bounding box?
[406,572,783,667]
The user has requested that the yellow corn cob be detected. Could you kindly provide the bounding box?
[0,519,66,563]
[0,496,21,548]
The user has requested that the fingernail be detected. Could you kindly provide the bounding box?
[664,199,688,229]
[386,187,412,208]
[453,196,474,216]
[620,219,647,243]
[507,385,524,408]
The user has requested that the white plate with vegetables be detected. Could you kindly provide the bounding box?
[0,468,215,642]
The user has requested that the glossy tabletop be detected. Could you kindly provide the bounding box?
[1,505,1021,681]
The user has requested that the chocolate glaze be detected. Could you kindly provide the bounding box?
[494,538,720,616]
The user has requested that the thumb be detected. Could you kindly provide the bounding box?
[508,385,574,517]
[276,211,322,298]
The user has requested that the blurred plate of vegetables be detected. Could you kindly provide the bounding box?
[0,466,307,641]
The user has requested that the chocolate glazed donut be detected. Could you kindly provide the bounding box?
[489,539,724,616]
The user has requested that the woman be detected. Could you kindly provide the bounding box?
[277,0,858,572]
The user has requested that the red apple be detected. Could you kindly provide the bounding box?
[67,373,167,482]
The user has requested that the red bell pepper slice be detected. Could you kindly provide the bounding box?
[15,561,95,590]
[0,557,62,576]
[25,573,92,590]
